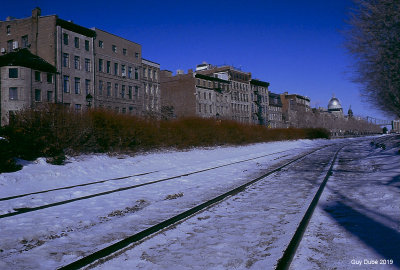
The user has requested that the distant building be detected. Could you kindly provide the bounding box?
[142,58,161,116]
[268,92,284,128]
[393,119,400,133]
[160,63,270,126]
[0,49,57,125]
[250,79,269,125]
[93,28,143,115]
[196,63,254,124]
[160,69,231,120]
[280,92,311,127]
[327,95,344,117]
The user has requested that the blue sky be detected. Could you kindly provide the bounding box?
[1,0,390,120]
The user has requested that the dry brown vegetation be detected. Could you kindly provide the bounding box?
[0,105,329,171]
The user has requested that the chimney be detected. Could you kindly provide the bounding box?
[32,7,41,18]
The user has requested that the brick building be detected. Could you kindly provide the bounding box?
[0,7,160,125]
[280,92,311,127]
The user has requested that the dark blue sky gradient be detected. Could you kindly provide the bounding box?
[1,0,389,119]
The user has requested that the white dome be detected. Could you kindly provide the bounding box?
[328,97,343,111]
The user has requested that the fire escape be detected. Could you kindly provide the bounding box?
[253,88,264,125]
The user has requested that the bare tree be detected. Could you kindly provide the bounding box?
[345,0,400,118]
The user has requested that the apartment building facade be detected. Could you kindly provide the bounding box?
[160,69,232,120]
[268,92,284,128]
[142,58,161,116]
[0,8,160,124]
[0,49,57,125]
[250,79,269,125]
[196,63,254,124]
[94,28,143,115]
[161,63,272,126]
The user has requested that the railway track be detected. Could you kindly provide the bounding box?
[0,148,297,219]
[56,142,345,270]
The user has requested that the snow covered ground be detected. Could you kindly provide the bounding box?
[0,135,397,270]
[291,135,400,270]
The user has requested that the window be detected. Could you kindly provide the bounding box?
[74,77,80,94]
[9,68,18,78]
[106,61,111,73]
[85,40,89,51]
[63,33,69,45]
[98,40,103,48]
[123,48,127,55]
[107,82,111,96]
[35,71,41,82]
[6,25,11,35]
[135,52,139,58]
[47,73,53,83]
[122,108,126,114]
[21,35,28,48]
[121,65,126,76]
[114,63,118,75]
[135,67,139,80]
[47,91,53,102]
[7,40,13,52]
[63,76,70,93]
[112,45,117,53]
[74,37,79,48]
[114,84,118,97]
[63,53,69,67]
[74,56,80,69]
[128,86,132,99]
[143,68,146,77]
[153,70,157,81]
[128,67,132,79]
[98,59,103,72]
[135,86,139,97]
[85,58,91,72]
[9,87,18,100]
[35,89,41,102]
[99,80,103,96]
[85,79,91,95]
[121,85,125,98]
[75,104,81,111]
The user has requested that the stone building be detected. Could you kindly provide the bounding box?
[142,58,161,116]
[250,79,269,125]
[0,7,160,124]
[0,49,57,125]
[160,63,272,126]
[267,92,284,128]
[93,28,143,115]
[196,63,253,124]
[160,69,231,120]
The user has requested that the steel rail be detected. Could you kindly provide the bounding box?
[57,144,334,270]
[0,149,293,203]
[275,144,346,270]
[0,149,296,219]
